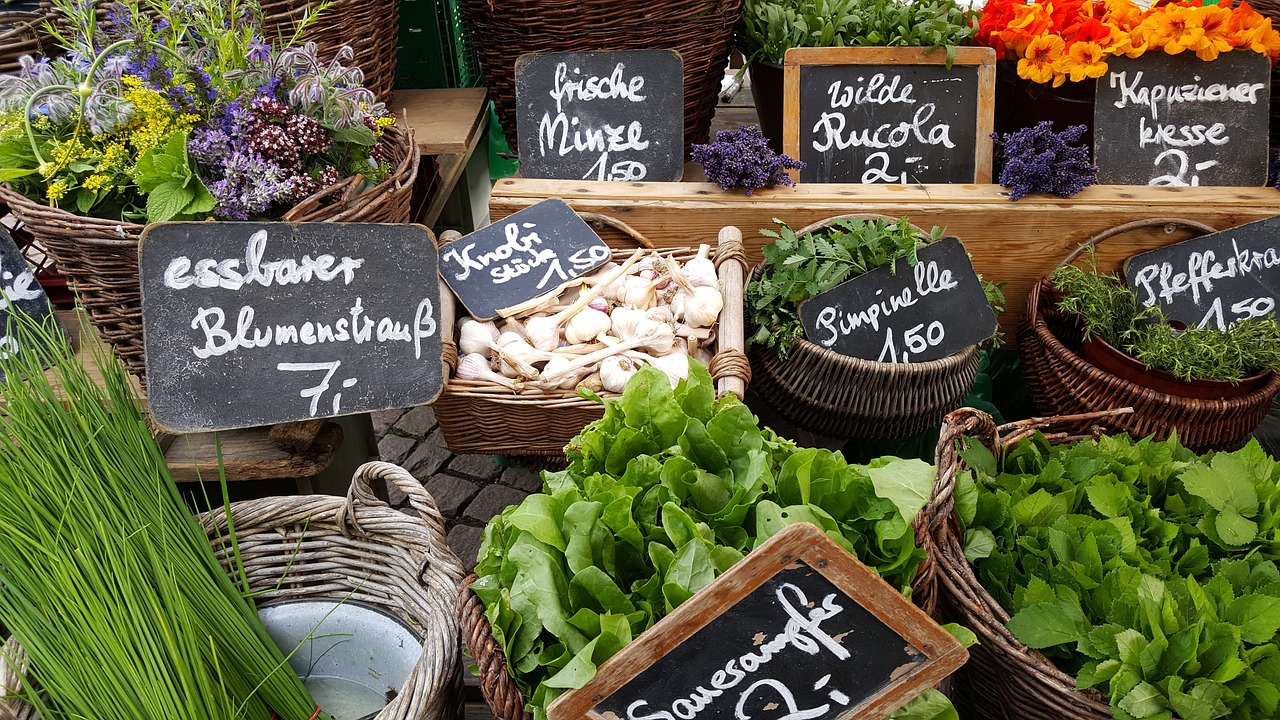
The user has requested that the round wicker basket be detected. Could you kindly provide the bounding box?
[747,214,986,440]
[0,124,418,383]
[915,407,1136,720]
[0,461,467,720]
[459,0,743,154]
[1017,219,1280,453]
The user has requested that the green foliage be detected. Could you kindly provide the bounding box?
[472,360,945,720]
[1050,257,1280,381]
[738,0,978,67]
[962,431,1280,720]
[134,130,217,222]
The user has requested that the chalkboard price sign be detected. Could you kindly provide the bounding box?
[784,47,996,185]
[797,237,996,363]
[1094,52,1271,186]
[548,523,967,720]
[439,198,612,320]
[0,227,64,380]
[1123,216,1280,332]
[139,222,445,433]
[515,50,685,182]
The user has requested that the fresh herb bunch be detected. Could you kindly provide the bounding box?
[994,122,1097,201]
[746,217,1003,357]
[691,124,804,195]
[473,360,969,720]
[738,0,978,67]
[959,431,1280,720]
[1050,258,1280,381]
[0,0,394,223]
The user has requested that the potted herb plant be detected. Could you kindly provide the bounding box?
[736,0,979,152]
[0,0,417,379]
[745,214,1005,439]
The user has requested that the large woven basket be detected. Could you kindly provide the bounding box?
[433,218,752,459]
[1018,218,1280,453]
[35,0,400,100]
[0,461,466,720]
[915,407,1134,720]
[459,0,742,155]
[0,9,53,75]
[747,215,985,440]
[0,124,418,382]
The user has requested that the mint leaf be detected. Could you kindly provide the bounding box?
[145,182,195,223]
[134,131,191,192]
[331,124,378,146]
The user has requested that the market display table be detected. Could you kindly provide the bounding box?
[394,88,490,231]
[488,180,1280,327]
[13,310,375,492]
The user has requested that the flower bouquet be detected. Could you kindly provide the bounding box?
[0,0,417,380]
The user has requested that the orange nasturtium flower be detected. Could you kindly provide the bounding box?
[1018,34,1068,85]
[1000,2,1056,54]
[1146,5,1207,54]
[1229,2,1280,57]
[1062,39,1110,80]
[1193,3,1235,60]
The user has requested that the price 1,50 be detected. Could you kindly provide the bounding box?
[878,321,945,364]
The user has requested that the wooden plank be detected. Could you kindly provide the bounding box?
[490,180,1280,327]
[391,88,489,156]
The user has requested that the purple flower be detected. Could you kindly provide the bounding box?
[207,151,294,219]
[691,125,804,196]
[994,122,1097,201]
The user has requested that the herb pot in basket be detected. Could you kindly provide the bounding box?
[745,214,1003,441]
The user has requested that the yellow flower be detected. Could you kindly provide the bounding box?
[1018,34,1067,85]
[1063,41,1109,82]
[82,174,111,192]
[1146,6,1205,55]
[46,180,69,202]
[1193,4,1235,61]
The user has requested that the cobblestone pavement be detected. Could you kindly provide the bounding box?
[372,405,542,570]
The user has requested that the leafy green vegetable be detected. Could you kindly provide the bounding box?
[473,360,946,720]
[961,430,1280,719]
[133,130,217,223]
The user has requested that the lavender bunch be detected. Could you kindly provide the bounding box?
[994,122,1097,201]
[691,125,804,195]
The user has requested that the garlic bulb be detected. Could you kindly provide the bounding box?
[632,319,675,354]
[646,306,674,323]
[457,353,519,391]
[626,350,689,388]
[610,307,644,339]
[587,295,611,313]
[499,318,526,339]
[620,275,658,309]
[683,286,723,328]
[540,320,680,386]
[459,317,500,357]
[600,356,638,393]
[565,307,612,345]
[523,249,645,350]
[539,356,582,390]
[579,372,604,394]
[684,245,717,288]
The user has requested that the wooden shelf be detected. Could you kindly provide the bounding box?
[490,180,1280,327]
[392,88,490,229]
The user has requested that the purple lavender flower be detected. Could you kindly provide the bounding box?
[691,125,804,196]
[208,151,294,219]
[994,122,1097,201]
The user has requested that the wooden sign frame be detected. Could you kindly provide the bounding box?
[783,46,996,184]
[547,522,968,720]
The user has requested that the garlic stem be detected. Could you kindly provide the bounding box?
[538,323,669,385]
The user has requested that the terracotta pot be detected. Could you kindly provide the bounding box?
[1081,335,1273,400]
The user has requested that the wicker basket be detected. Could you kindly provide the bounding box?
[459,0,742,155]
[0,461,466,720]
[1018,218,1280,453]
[36,0,399,100]
[915,407,1137,720]
[432,218,752,459]
[0,124,418,382]
[747,215,985,440]
[0,10,53,75]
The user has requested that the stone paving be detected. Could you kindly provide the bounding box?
[372,404,541,570]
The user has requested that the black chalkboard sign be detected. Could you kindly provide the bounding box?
[548,523,967,720]
[1094,52,1270,186]
[784,47,996,184]
[139,222,445,433]
[0,227,64,380]
[1124,216,1280,332]
[515,50,685,182]
[797,237,996,363]
[439,198,611,320]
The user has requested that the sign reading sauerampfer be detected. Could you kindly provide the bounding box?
[139,223,443,433]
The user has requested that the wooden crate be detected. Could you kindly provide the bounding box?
[489,180,1280,327]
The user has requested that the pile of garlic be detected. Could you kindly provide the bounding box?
[454,245,723,394]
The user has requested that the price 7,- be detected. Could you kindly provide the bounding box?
[878,321,945,363]
[277,361,358,417]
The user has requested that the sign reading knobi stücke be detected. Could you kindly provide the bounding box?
[1093,52,1271,186]
[140,223,444,433]
[515,49,685,182]
[547,523,967,720]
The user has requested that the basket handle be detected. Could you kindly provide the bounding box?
[1056,218,1218,268]
[339,461,451,553]
[710,226,750,400]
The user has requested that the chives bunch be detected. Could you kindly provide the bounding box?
[0,312,326,720]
